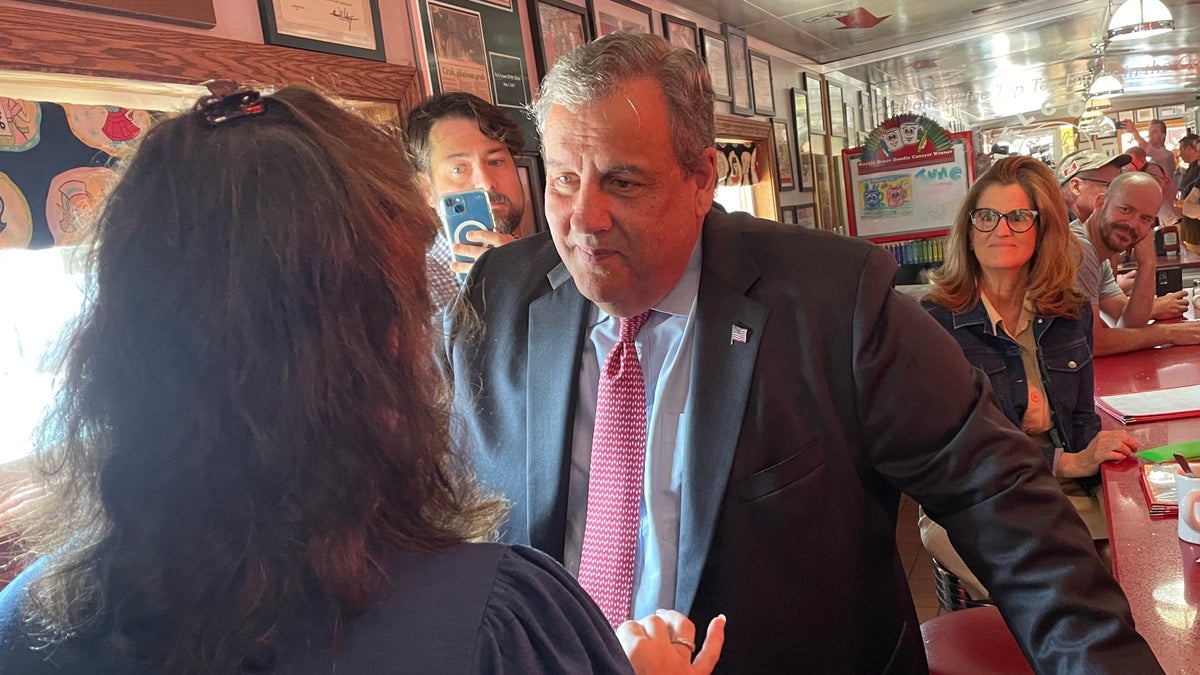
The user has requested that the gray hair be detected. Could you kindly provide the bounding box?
[530,32,715,175]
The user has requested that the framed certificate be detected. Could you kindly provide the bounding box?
[723,24,753,116]
[749,50,775,117]
[772,118,794,191]
[701,29,731,103]
[258,0,385,61]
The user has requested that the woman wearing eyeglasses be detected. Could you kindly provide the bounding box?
[917,156,1137,601]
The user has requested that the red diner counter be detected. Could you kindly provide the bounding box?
[1096,343,1200,674]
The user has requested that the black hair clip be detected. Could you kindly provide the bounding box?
[195,88,265,126]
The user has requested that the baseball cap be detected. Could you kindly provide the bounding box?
[1057,150,1132,184]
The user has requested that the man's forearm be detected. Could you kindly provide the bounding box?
[1094,319,1200,355]
[1120,267,1155,327]
[1093,324,1168,356]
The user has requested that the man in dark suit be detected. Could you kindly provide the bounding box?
[445,33,1159,673]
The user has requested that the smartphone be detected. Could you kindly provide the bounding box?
[436,189,496,282]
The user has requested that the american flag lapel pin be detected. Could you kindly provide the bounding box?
[730,324,749,345]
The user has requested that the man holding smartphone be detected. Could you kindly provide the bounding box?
[404,92,526,309]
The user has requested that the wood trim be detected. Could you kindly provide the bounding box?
[715,114,780,220]
[715,113,771,142]
[0,7,421,109]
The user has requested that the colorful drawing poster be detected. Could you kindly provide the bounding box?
[858,174,913,220]
[843,129,973,240]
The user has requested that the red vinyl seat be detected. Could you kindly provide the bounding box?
[920,605,1034,675]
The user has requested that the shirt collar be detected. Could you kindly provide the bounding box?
[978,288,1033,338]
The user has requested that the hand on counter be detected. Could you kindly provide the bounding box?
[1060,430,1138,478]
[1160,320,1200,346]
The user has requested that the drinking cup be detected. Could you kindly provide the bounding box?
[1177,469,1200,545]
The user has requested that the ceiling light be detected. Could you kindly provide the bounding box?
[1107,0,1175,41]
[1089,73,1124,96]
[1086,97,1113,110]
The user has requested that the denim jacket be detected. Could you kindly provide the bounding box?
[922,300,1102,494]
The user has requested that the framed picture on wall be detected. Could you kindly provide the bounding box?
[258,0,385,61]
[844,103,856,142]
[426,1,491,101]
[662,13,698,53]
[701,29,732,103]
[1135,107,1154,123]
[749,50,775,116]
[1117,110,1134,124]
[813,153,832,230]
[1158,104,1185,119]
[780,205,797,224]
[723,24,753,116]
[795,203,817,228]
[802,72,825,135]
[530,0,592,77]
[827,84,844,138]
[587,0,651,37]
[772,118,795,191]
[790,87,813,192]
[513,154,547,238]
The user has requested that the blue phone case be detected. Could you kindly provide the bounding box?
[437,189,496,282]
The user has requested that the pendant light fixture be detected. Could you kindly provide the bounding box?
[1089,72,1124,96]
[1107,0,1175,41]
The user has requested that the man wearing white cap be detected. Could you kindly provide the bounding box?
[1058,149,1131,222]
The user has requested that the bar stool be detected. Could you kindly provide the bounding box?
[931,556,994,611]
[920,605,1033,675]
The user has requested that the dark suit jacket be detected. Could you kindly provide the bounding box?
[447,207,1159,673]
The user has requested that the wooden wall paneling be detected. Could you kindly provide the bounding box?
[0,7,421,109]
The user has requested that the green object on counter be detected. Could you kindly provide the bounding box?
[1137,440,1200,464]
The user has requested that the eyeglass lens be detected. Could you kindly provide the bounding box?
[971,208,1038,232]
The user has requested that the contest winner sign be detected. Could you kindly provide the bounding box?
[843,122,974,242]
[858,114,955,175]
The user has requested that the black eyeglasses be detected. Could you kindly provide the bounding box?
[969,208,1039,233]
[1079,177,1111,186]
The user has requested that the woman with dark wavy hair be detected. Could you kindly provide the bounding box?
[0,87,722,674]
[919,155,1137,600]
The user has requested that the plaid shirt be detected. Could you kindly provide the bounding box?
[427,231,460,313]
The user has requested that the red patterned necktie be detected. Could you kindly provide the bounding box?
[578,310,652,626]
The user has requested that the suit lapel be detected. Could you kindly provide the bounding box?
[526,263,588,560]
[676,215,767,614]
